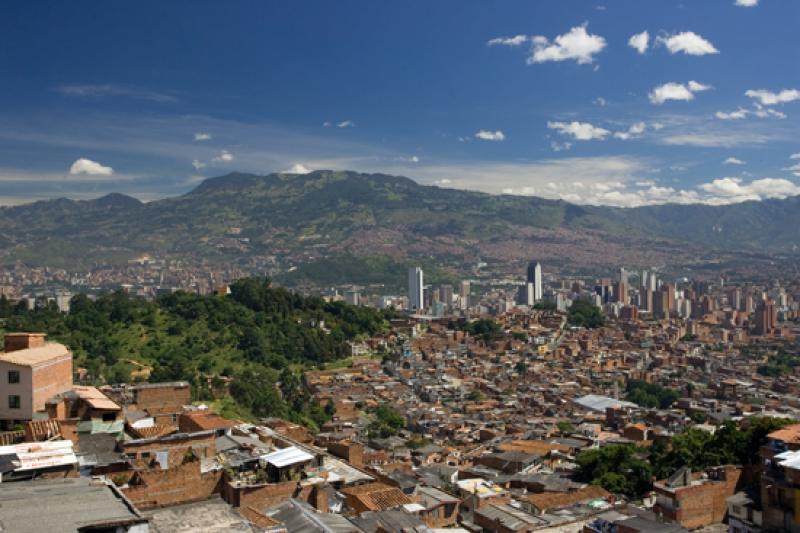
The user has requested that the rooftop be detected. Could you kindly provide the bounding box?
[0,342,70,367]
[0,477,147,533]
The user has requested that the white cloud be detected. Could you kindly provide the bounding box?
[191,159,206,170]
[193,132,211,141]
[687,81,711,92]
[475,130,506,141]
[284,163,313,174]
[56,84,177,103]
[745,89,800,106]
[410,155,420,163]
[716,106,787,120]
[593,97,607,106]
[337,120,355,128]
[753,107,787,119]
[613,122,647,140]
[735,0,758,6]
[528,24,607,65]
[715,109,749,120]
[548,121,610,141]
[69,158,114,176]
[628,31,650,54]
[785,163,800,177]
[649,81,710,104]
[699,177,800,203]
[723,157,745,165]
[487,35,528,46]
[323,121,332,127]
[212,150,234,163]
[791,153,800,160]
[657,31,719,56]
[550,141,572,152]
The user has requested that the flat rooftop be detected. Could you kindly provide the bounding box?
[0,477,146,533]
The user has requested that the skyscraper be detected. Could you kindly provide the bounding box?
[526,261,543,304]
[408,267,424,311]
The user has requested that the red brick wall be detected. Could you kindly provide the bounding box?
[133,385,191,415]
[31,354,73,413]
[655,466,741,529]
[121,460,222,508]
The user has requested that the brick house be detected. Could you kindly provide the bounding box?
[0,333,73,430]
[653,465,742,529]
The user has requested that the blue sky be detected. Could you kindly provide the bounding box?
[0,0,798,206]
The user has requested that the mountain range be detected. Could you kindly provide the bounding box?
[0,170,797,285]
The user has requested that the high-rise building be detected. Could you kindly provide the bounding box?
[439,284,453,310]
[408,267,424,311]
[754,299,776,335]
[526,261,543,304]
[459,280,470,310]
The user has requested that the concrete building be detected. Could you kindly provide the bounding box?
[0,333,73,430]
[526,261,543,304]
[408,267,424,311]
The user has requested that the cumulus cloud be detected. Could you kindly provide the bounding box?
[657,31,719,55]
[699,177,800,203]
[487,35,529,46]
[649,81,710,104]
[791,153,800,160]
[745,89,800,106]
[212,150,234,163]
[284,163,313,174]
[69,158,114,176]
[613,122,647,140]
[337,120,355,128]
[475,130,506,141]
[628,31,650,54]
[548,121,610,141]
[735,0,758,5]
[723,157,745,165]
[322,121,332,127]
[193,132,211,141]
[528,24,607,65]
[192,159,206,170]
[593,97,607,107]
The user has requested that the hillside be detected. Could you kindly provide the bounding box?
[0,278,392,426]
[0,170,797,282]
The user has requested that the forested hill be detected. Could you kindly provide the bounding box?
[0,278,394,427]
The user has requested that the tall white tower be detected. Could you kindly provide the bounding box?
[527,261,543,304]
[408,267,424,311]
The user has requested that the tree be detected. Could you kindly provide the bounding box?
[575,445,653,497]
[568,300,605,328]
[369,404,405,438]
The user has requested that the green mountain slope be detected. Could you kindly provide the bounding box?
[0,170,797,280]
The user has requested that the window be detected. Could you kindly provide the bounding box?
[8,395,20,409]
[7,371,19,384]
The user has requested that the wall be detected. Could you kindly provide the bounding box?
[655,466,741,529]
[121,460,222,509]
[0,362,33,422]
[31,354,73,413]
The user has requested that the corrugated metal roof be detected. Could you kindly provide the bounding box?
[573,394,637,412]
[261,446,314,468]
[0,440,77,471]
